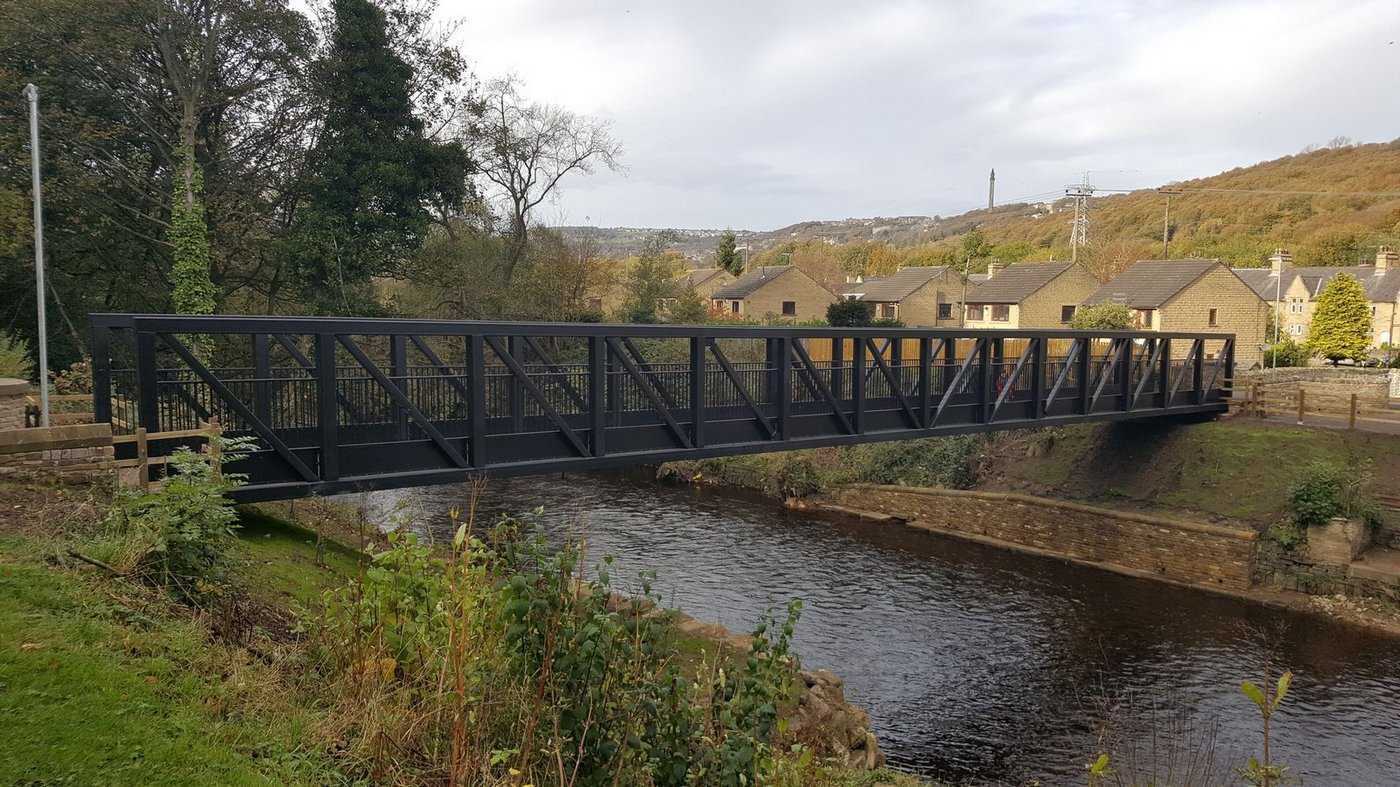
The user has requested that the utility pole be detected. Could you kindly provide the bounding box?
[1158,188,1181,260]
[987,168,995,210]
[22,83,49,427]
[1066,173,1094,264]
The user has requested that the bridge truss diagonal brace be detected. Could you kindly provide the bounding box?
[482,336,591,458]
[931,338,983,428]
[706,339,776,439]
[989,337,1038,422]
[604,337,692,450]
[1130,338,1168,410]
[789,340,855,435]
[1043,338,1083,412]
[336,335,470,468]
[156,332,319,482]
[863,337,920,428]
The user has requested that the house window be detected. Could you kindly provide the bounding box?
[991,305,1011,322]
[1289,298,1303,314]
[1060,305,1076,323]
[782,301,796,316]
[1289,323,1302,335]
[937,303,953,320]
[1370,305,1378,317]
[1134,309,1154,329]
[967,304,985,321]
[1208,308,1218,326]
[879,303,897,319]
[730,301,740,315]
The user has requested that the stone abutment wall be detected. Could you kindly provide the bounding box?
[831,484,1257,590]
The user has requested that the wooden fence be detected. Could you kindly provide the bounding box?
[1237,383,1400,429]
[111,420,222,491]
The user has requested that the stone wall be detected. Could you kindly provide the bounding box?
[0,378,28,430]
[1256,542,1400,603]
[1161,266,1270,366]
[1236,367,1392,399]
[831,484,1257,589]
[0,423,114,479]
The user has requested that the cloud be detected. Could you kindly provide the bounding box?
[445,0,1400,229]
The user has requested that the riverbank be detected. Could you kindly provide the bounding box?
[660,417,1400,634]
[0,477,923,786]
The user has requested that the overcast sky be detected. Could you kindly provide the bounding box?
[446,0,1400,231]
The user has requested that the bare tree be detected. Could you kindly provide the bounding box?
[471,76,623,278]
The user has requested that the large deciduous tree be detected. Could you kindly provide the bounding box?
[473,76,623,279]
[1306,272,1371,364]
[715,230,741,275]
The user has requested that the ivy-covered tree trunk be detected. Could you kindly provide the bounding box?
[170,144,216,315]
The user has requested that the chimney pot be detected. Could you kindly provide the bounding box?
[1269,248,1292,275]
[1376,245,1397,274]
[987,262,1004,279]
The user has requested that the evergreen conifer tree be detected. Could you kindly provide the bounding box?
[716,230,742,275]
[1305,272,1371,364]
[292,0,467,314]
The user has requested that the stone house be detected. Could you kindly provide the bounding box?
[837,266,965,326]
[1084,259,1269,365]
[962,262,1101,329]
[1235,247,1400,348]
[710,266,835,321]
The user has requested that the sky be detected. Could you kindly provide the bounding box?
[445,0,1400,231]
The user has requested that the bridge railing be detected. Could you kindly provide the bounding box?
[90,314,1235,500]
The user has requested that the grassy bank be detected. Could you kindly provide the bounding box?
[666,418,1400,527]
[0,476,925,786]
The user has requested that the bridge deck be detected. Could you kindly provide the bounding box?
[90,315,1236,501]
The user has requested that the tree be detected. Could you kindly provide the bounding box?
[619,232,681,324]
[169,145,216,315]
[666,286,709,324]
[716,230,741,275]
[826,299,873,327]
[1070,303,1134,330]
[473,76,623,279]
[1305,272,1370,364]
[291,0,468,314]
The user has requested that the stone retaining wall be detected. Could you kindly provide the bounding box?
[831,484,1257,590]
[1237,367,1393,399]
[1256,542,1400,603]
[0,378,27,430]
[0,423,114,479]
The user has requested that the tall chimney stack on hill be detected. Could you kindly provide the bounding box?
[988,168,995,210]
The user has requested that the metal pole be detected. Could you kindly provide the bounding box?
[23,83,49,427]
[1272,266,1281,368]
[1162,194,1171,260]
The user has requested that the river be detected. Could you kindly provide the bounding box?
[343,473,1400,785]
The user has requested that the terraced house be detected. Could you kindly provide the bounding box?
[961,262,1100,329]
[710,265,835,321]
[1235,247,1400,347]
[1084,259,1269,365]
[837,266,965,326]
[675,266,736,299]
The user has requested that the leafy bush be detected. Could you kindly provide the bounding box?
[97,434,255,602]
[316,512,805,786]
[1262,339,1310,368]
[857,435,985,488]
[0,331,34,380]
[1069,303,1134,330]
[775,454,821,498]
[826,299,873,327]
[1288,461,1386,531]
[50,358,94,394]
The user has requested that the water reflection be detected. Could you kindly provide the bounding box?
[342,473,1400,785]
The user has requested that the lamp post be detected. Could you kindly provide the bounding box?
[22,83,49,427]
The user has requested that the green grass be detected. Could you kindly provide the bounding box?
[0,535,350,786]
[235,507,363,609]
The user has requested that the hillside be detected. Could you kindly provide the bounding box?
[564,140,1400,269]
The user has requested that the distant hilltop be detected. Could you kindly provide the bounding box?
[559,139,1400,266]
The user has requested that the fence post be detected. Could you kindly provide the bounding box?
[1296,387,1305,426]
[1253,382,1263,417]
[136,428,149,491]
[204,417,224,479]
[1350,393,1358,431]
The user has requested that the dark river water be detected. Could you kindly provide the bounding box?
[342,474,1400,785]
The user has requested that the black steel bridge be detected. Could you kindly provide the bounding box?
[90,314,1236,502]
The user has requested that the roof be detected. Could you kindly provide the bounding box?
[1084,259,1229,308]
[1230,264,1400,303]
[839,266,952,302]
[677,267,728,290]
[711,266,798,299]
[966,262,1076,304]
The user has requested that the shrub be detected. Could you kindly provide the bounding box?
[95,433,254,602]
[1287,461,1386,531]
[826,299,873,327]
[1070,303,1134,330]
[1262,339,1310,368]
[0,331,34,380]
[857,435,985,488]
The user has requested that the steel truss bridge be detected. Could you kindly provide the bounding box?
[90,315,1236,502]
